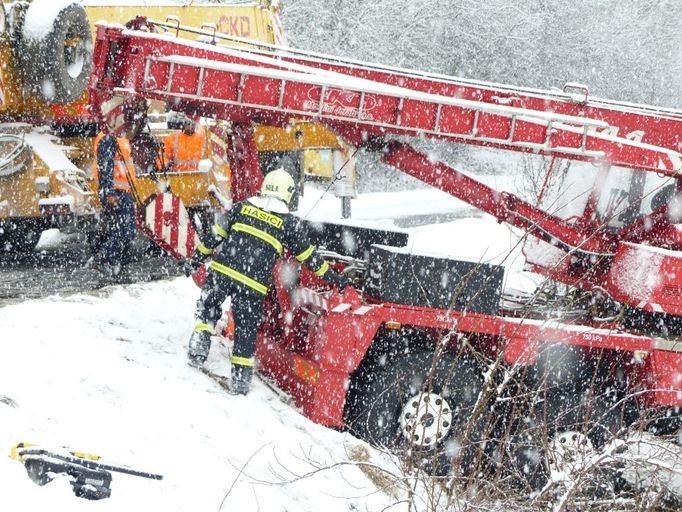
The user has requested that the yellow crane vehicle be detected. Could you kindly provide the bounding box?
[254,120,357,212]
[0,0,344,254]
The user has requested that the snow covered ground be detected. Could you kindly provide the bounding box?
[0,178,537,511]
[3,175,682,510]
[0,278,400,511]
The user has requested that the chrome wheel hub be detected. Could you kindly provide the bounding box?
[399,392,453,450]
[548,430,594,474]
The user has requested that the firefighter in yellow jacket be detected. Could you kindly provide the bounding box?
[182,168,351,395]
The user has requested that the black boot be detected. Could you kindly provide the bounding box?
[187,330,211,367]
[230,364,253,395]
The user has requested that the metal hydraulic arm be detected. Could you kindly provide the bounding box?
[379,140,615,257]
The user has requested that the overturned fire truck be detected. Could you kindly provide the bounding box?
[88,18,682,491]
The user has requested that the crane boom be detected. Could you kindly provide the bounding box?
[145,19,682,155]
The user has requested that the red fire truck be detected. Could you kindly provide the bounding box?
[88,19,682,489]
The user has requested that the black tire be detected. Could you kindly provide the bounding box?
[509,387,629,492]
[544,387,628,448]
[19,1,92,104]
[345,351,486,475]
[0,219,42,254]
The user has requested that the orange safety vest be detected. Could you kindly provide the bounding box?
[92,131,136,192]
[163,125,206,172]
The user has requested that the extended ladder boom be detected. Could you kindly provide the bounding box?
[88,21,682,314]
[138,19,682,156]
[89,23,682,177]
[241,44,682,155]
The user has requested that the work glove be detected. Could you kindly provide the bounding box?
[180,249,206,277]
[104,195,120,208]
[180,258,202,277]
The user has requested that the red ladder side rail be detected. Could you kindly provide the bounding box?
[88,24,682,176]
[230,37,682,154]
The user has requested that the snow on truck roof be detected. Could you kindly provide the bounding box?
[22,129,82,174]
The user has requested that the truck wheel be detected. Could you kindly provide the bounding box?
[510,388,627,493]
[19,1,92,104]
[0,220,42,254]
[346,351,485,475]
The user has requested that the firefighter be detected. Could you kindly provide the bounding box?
[182,168,351,395]
[90,97,138,278]
[162,114,206,173]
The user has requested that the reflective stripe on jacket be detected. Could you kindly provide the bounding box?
[200,197,342,295]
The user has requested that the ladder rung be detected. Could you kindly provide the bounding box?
[236,73,246,103]
[544,120,554,147]
[358,91,366,121]
[197,67,205,96]
[581,126,588,152]
[166,62,175,93]
[471,110,480,137]
[507,115,517,143]
[143,59,152,90]
[278,79,286,110]
[433,103,442,132]
[318,85,327,116]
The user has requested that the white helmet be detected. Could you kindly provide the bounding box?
[261,168,295,204]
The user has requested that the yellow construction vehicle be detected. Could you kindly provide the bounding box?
[256,120,340,190]
[0,0,94,250]
[83,1,286,46]
[255,120,357,212]
[0,0,341,253]
[0,0,345,253]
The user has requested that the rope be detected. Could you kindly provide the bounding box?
[114,140,142,205]
[301,145,360,220]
